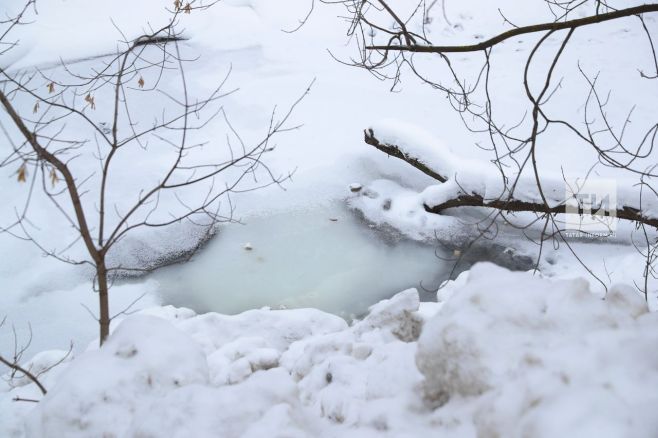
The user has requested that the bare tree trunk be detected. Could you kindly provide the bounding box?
[97,261,110,344]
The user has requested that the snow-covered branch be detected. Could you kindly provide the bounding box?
[364,126,658,230]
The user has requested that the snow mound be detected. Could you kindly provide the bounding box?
[352,288,422,341]
[26,316,209,437]
[127,368,314,438]
[279,288,426,432]
[3,265,658,437]
[347,178,464,242]
[417,263,658,437]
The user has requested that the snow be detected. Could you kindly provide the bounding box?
[0,0,471,356]
[418,264,658,437]
[367,122,658,219]
[348,179,461,242]
[3,263,658,437]
[368,120,462,180]
[1,0,658,436]
[348,183,362,193]
[3,349,72,391]
[25,316,211,437]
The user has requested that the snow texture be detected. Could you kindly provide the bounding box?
[3,263,657,437]
[1,0,658,436]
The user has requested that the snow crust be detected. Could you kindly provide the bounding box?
[3,263,657,437]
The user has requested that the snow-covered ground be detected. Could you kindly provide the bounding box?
[1,0,658,436]
[0,0,468,356]
[3,264,657,437]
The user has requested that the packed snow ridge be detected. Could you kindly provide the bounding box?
[2,263,657,438]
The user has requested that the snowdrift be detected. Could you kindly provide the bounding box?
[2,263,657,438]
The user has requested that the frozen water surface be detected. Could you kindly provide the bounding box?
[152,203,450,318]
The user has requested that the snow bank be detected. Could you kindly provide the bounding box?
[26,316,210,437]
[279,289,427,433]
[417,263,658,437]
[3,263,658,437]
[347,178,465,243]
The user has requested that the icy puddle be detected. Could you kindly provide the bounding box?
[152,203,451,318]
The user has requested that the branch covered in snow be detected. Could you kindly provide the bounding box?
[364,128,447,183]
[0,355,47,397]
[425,192,658,230]
[339,0,658,291]
[364,127,658,230]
